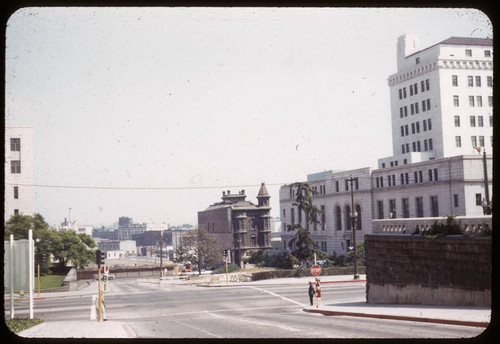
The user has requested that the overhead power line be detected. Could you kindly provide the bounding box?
[4,182,288,191]
[5,175,375,191]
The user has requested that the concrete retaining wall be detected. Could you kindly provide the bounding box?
[365,234,491,306]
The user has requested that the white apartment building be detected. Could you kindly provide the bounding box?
[379,35,493,168]
[4,127,35,221]
[279,35,493,256]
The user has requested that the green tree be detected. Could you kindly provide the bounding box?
[286,182,329,267]
[4,213,96,271]
[50,230,96,269]
[347,241,365,267]
[174,226,221,275]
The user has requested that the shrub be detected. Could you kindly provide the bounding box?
[425,215,463,237]
[251,266,366,281]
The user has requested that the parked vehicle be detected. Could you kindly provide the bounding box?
[179,263,192,272]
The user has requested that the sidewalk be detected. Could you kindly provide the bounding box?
[305,301,490,328]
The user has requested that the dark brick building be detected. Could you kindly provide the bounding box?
[198,183,272,266]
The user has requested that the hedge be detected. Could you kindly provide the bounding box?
[251,266,366,281]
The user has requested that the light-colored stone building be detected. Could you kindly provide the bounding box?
[279,35,493,256]
[380,35,493,168]
[4,127,35,222]
[280,167,372,255]
[280,153,491,256]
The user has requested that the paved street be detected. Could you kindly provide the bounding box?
[9,276,488,339]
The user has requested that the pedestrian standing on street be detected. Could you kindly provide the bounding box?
[308,281,316,306]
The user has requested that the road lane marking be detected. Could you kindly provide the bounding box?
[175,319,222,338]
[109,304,300,320]
[90,295,96,320]
[247,286,305,306]
[204,311,301,332]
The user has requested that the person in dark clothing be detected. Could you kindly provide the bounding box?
[308,281,316,305]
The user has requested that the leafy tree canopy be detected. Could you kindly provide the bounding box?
[286,182,329,267]
[4,213,96,270]
[174,225,221,275]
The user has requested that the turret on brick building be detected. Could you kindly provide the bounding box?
[198,183,272,266]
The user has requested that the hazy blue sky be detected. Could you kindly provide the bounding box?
[5,7,492,227]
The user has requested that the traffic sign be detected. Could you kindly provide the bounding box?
[310,264,322,276]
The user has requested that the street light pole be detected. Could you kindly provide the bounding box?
[482,150,491,215]
[347,176,360,280]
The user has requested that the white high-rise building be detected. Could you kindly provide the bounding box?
[278,35,492,256]
[4,127,35,221]
[379,35,493,168]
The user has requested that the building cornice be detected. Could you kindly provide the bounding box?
[388,58,493,87]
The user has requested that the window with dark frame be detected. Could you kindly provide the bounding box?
[10,160,21,174]
[10,138,21,151]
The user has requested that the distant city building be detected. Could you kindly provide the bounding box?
[54,218,94,236]
[4,127,35,222]
[133,230,171,257]
[170,224,194,250]
[92,227,118,240]
[117,216,168,240]
[279,35,493,256]
[379,35,493,168]
[97,239,137,258]
[198,183,272,266]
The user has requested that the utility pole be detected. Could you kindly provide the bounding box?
[159,230,163,278]
[346,176,360,280]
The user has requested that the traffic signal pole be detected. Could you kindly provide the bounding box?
[37,264,40,297]
[98,267,102,322]
[96,249,105,322]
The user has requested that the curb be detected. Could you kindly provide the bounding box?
[303,308,490,328]
[321,279,367,284]
[197,279,366,288]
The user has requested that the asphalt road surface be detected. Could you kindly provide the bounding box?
[8,277,486,339]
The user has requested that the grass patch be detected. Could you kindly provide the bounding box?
[38,275,65,289]
[5,318,43,333]
[211,264,240,274]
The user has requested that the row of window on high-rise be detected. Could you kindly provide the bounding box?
[453,95,493,107]
[399,99,432,117]
[465,49,491,58]
[452,75,493,87]
[455,135,491,148]
[400,119,432,137]
[398,79,430,99]
[401,139,434,154]
[454,115,493,128]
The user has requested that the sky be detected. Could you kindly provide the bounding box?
[5,7,493,227]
